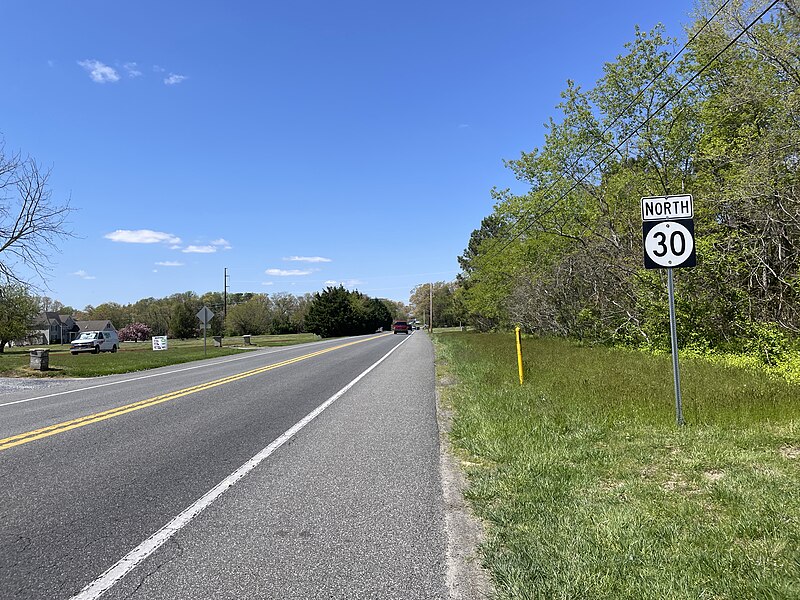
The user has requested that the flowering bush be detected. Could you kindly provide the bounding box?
[118,322,152,342]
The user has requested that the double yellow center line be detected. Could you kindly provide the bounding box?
[0,334,390,452]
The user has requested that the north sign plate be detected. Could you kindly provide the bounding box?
[641,194,693,221]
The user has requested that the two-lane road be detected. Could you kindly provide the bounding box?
[0,331,448,599]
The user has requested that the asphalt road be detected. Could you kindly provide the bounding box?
[0,331,450,599]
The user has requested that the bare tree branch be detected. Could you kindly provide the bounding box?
[0,141,75,288]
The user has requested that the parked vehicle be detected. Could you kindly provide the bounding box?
[392,321,410,335]
[70,330,119,355]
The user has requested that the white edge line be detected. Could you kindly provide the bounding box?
[69,333,412,600]
[0,336,374,409]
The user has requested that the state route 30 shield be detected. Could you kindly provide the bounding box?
[642,219,696,269]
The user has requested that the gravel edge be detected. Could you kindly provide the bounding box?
[437,383,495,599]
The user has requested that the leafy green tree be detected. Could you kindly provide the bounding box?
[169,301,196,339]
[269,292,299,334]
[457,5,800,352]
[86,302,131,330]
[410,281,469,328]
[0,284,38,352]
[305,286,358,338]
[305,286,389,337]
[377,298,408,321]
[225,295,272,336]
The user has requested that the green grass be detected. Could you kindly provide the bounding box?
[434,331,800,599]
[0,333,321,378]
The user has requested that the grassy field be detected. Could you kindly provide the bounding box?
[433,331,800,599]
[0,333,321,378]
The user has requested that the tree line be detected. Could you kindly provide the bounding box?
[0,284,409,352]
[447,0,800,363]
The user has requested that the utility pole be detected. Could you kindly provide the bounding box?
[224,268,229,322]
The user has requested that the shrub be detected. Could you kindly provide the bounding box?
[118,322,153,342]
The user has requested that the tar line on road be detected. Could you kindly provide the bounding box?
[0,334,391,452]
[69,334,412,600]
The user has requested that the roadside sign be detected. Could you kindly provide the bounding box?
[641,194,696,270]
[196,307,214,323]
[152,336,168,351]
[643,219,696,269]
[640,194,696,426]
[641,194,693,221]
[196,306,214,357]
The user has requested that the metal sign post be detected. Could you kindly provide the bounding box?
[666,269,684,426]
[641,194,696,426]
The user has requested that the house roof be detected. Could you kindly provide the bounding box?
[75,320,117,332]
[32,311,63,328]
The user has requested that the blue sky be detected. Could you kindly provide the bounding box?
[2,1,696,310]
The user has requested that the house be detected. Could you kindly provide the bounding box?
[29,312,79,345]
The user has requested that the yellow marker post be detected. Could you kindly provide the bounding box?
[515,326,524,385]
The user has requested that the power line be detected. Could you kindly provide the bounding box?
[476,0,778,268]
[491,0,733,251]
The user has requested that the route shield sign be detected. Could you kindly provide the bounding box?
[643,219,696,269]
[641,194,696,269]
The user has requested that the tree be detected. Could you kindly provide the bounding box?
[0,140,73,286]
[225,295,272,336]
[378,298,409,321]
[86,302,130,330]
[363,297,393,332]
[269,292,299,334]
[0,284,38,352]
[35,295,64,313]
[457,6,800,351]
[305,286,358,338]
[410,281,468,328]
[169,301,196,339]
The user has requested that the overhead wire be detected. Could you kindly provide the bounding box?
[472,0,780,270]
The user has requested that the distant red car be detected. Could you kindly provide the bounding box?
[392,321,410,335]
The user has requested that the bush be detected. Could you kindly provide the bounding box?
[740,322,792,366]
[118,322,152,342]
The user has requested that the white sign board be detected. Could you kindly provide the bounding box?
[152,336,168,351]
[641,194,693,221]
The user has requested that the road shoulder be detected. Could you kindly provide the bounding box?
[435,342,495,600]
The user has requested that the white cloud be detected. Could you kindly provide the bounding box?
[73,270,96,280]
[265,268,312,276]
[155,261,184,267]
[164,73,188,85]
[105,229,181,244]
[211,238,232,250]
[262,281,274,286]
[78,59,120,83]
[124,62,142,78]
[324,279,363,287]
[153,65,166,73]
[284,256,332,263]
[183,245,216,254]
